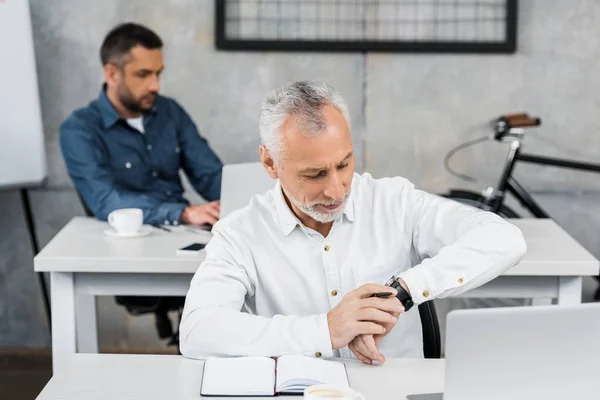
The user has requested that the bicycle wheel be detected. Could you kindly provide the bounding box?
[441,189,521,218]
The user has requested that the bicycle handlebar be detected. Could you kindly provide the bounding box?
[495,113,541,139]
[502,113,529,121]
[505,117,541,128]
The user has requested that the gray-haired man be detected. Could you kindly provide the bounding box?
[180,81,526,363]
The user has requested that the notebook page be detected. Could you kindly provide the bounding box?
[201,357,276,396]
[275,355,349,393]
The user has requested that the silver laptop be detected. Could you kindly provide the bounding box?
[220,162,275,218]
[408,303,600,400]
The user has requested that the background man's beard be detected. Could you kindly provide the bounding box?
[119,87,155,113]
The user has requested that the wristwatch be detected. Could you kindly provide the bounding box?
[386,276,414,311]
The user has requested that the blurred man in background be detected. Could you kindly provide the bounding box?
[60,22,222,227]
[60,22,224,346]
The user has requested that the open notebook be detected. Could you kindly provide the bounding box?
[200,355,349,396]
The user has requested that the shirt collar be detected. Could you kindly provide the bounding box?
[97,84,158,129]
[274,180,356,237]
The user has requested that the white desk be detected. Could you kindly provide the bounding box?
[34,217,599,372]
[35,354,444,400]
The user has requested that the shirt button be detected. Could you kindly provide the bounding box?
[324,245,330,252]
[173,220,179,226]
[164,220,170,225]
[166,190,172,196]
[147,144,152,150]
[458,278,464,284]
[125,162,132,169]
[152,171,158,178]
[423,291,430,298]
[331,290,338,297]
[295,224,301,229]
[175,147,180,153]
[315,352,322,358]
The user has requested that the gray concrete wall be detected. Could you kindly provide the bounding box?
[1,0,598,349]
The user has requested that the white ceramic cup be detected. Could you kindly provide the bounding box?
[304,385,365,400]
[107,208,143,234]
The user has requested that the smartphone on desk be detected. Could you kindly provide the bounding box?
[176,242,206,256]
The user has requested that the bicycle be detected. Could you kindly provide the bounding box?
[441,112,600,218]
[441,113,600,298]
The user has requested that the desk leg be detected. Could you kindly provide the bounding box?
[51,272,76,373]
[76,295,98,353]
[557,277,582,305]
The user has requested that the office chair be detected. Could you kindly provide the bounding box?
[76,192,183,346]
[419,300,441,358]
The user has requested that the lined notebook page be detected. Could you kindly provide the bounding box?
[276,355,349,393]
[201,357,276,396]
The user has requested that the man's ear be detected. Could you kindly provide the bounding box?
[103,63,121,88]
[259,145,279,179]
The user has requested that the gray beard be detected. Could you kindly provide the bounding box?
[280,183,350,223]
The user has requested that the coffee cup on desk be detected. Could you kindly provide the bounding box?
[108,208,143,234]
[304,385,365,400]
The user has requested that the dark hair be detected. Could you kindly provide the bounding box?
[100,23,163,67]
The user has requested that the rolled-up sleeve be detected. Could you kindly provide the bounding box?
[396,183,527,305]
[179,226,333,359]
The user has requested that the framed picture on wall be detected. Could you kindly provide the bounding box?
[215,0,518,53]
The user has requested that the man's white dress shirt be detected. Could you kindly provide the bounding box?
[180,173,526,359]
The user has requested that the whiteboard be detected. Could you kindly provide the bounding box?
[0,0,46,188]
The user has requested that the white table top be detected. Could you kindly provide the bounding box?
[34,217,599,276]
[36,354,444,400]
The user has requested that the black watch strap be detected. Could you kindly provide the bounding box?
[386,276,414,311]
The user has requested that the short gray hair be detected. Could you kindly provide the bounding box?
[259,80,351,162]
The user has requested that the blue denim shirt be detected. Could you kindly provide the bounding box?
[60,87,223,225]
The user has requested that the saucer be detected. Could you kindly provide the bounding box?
[104,225,152,238]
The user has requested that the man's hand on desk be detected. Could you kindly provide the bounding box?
[349,279,408,365]
[348,313,400,365]
[327,284,403,355]
[180,201,221,226]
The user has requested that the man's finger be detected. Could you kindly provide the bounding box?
[349,341,372,364]
[357,335,377,361]
[356,321,386,336]
[362,334,384,364]
[360,297,404,314]
[207,200,220,210]
[357,308,397,325]
[201,205,220,220]
[352,283,397,299]
[201,214,219,226]
[207,208,220,220]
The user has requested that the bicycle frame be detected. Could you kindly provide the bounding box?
[483,139,600,218]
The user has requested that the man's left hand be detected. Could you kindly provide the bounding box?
[348,307,402,364]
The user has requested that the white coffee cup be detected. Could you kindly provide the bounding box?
[304,385,365,400]
[107,208,143,234]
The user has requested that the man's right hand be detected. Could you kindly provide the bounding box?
[180,201,220,226]
[327,284,404,351]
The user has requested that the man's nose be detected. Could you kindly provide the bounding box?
[148,74,160,92]
[324,172,345,201]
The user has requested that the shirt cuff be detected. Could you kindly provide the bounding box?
[313,313,334,358]
[150,203,187,226]
[397,265,433,306]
